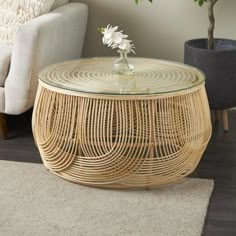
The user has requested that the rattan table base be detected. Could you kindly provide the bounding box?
[33,81,211,188]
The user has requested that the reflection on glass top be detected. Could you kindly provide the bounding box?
[39,58,205,95]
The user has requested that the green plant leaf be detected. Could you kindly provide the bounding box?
[194,0,208,7]
[135,0,152,4]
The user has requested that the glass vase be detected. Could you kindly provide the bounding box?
[112,50,135,76]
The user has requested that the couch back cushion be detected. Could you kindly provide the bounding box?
[0,0,55,45]
[52,0,69,10]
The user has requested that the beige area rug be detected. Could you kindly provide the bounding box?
[0,161,213,236]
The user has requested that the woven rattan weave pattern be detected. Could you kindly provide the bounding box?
[39,58,205,95]
[32,58,212,188]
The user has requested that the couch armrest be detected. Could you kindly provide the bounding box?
[4,3,88,114]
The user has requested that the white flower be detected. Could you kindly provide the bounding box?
[102,25,118,46]
[99,24,135,54]
[113,31,128,44]
[118,39,135,53]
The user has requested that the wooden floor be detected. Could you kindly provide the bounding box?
[0,109,236,235]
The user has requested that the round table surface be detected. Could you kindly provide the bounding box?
[39,57,205,95]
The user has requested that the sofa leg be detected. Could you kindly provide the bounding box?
[214,110,220,121]
[0,113,8,139]
[222,110,229,132]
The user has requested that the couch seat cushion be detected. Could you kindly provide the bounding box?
[0,44,12,86]
[0,0,55,45]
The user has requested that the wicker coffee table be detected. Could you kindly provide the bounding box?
[32,58,212,188]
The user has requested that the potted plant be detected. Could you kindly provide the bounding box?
[136,0,236,131]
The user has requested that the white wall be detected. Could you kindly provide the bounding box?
[74,0,236,62]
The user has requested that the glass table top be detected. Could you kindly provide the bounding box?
[39,57,205,95]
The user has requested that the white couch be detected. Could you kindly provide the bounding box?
[0,0,88,139]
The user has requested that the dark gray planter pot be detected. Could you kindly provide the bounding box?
[184,38,236,110]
